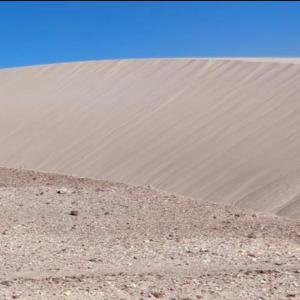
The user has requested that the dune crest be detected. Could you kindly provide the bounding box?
[1,58,300,217]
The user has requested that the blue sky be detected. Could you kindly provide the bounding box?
[1,1,300,68]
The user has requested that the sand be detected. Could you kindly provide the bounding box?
[1,58,300,299]
[0,167,299,299]
[1,58,300,217]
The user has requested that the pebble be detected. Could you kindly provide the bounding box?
[56,187,69,194]
[70,210,79,216]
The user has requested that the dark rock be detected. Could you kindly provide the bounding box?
[151,291,165,298]
[247,232,256,239]
[0,280,11,286]
[70,210,79,216]
[248,252,256,257]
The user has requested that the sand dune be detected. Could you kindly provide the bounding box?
[1,58,300,217]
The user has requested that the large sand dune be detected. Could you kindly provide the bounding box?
[1,58,300,217]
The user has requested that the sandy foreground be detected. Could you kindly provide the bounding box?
[0,167,299,299]
[1,58,300,218]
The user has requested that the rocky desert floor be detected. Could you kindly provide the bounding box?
[0,168,299,299]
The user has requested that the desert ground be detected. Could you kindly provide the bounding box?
[0,168,299,299]
[0,58,300,299]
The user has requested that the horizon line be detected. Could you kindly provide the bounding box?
[2,56,300,71]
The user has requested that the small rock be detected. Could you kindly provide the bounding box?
[222,220,231,224]
[168,233,174,238]
[56,187,69,194]
[247,232,256,239]
[0,280,11,286]
[69,210,79,216]
[151,291,165,298]
[52,277,60,284]
[248,252,256,257]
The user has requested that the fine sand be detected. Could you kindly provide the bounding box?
[1,58,300,218]
[0,168,299,299]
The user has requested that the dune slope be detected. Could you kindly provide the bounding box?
[1,58,300,217]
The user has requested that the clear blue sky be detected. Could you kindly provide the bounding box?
[1,1,300,68]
